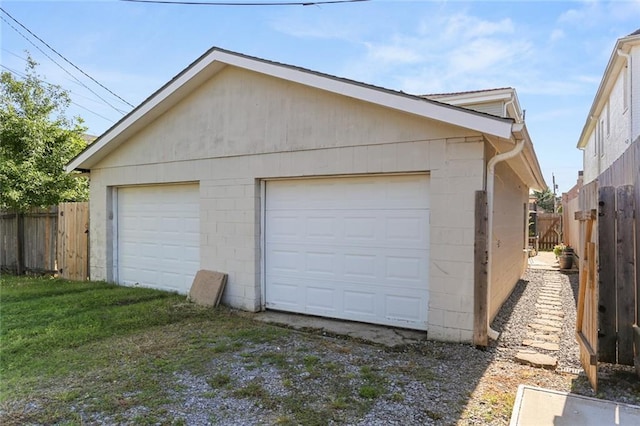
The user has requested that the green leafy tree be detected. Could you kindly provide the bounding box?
[532,187,556,213]
[1,56,88,212]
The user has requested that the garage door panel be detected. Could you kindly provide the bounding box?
[266,175,429,330]
[117,184,199,294]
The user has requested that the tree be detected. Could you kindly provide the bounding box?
[0,56,88,212]
[532,187,556,213]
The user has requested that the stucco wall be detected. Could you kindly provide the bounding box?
[489,161,528,319]
[583,44,640,183]
[89,65,488,342]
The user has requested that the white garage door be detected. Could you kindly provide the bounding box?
[117,184,200,294]
[265,175,430,330]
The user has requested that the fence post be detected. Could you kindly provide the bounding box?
[598,186,616,363]
[16,212,24,275]
[616,185,635,366]
[474,190,488,347]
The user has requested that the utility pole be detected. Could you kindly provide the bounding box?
[552,173,557,213]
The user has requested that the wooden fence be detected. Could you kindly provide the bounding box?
[536,212,562,251]
[0,202,89,280]
[1,207,58,275]
[575,139,640,390]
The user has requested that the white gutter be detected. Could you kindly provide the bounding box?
[617,49,633,145]
[485,138,526,340]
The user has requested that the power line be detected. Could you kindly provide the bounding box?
[120,0,369,6]
[0,7,134,108]
[1,64,119,123]
[0,14,128,115]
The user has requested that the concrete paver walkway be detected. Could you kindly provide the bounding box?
[510,385,640,425]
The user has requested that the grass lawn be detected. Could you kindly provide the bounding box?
[0,275,291,425]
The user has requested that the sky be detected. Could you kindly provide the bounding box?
[1,0,639,193]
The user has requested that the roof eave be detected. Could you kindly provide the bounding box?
[67,48,515,171]
[510,122,547,191]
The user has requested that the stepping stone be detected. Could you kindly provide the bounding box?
[537,300,562,306]
[531,318,563,328]
[515,350,557,369]
[537,308,564,317]
[527,333,561,343]
[538,313,564,321]
[528,323,562,333]
[538,296,562,302]
[522,339,560,351]
[535,303,561,310]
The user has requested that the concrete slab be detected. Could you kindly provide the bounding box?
[510,385,640,426]
[251,311,427,348]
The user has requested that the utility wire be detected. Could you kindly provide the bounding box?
[0,7,134,108]
[1,64,118,123]
[120,0,369,6]
[0,14,128,115]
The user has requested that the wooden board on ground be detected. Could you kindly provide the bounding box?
[188,270,227,307]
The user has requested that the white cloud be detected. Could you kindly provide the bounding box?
[549,29,565,42]
[364,43,423,65]
[439,14,515,40]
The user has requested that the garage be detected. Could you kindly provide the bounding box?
[265,174,430,330]
[116,184,200,294]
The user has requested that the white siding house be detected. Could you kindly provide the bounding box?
[67,48,545,343]
[578,29,640,181]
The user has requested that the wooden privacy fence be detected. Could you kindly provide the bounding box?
[0,202,89,280]
[536,212,562,251]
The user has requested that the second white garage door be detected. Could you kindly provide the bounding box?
[265,175,430,330]
[117,184,200,294]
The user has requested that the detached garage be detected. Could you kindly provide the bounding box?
[67,48,545,343]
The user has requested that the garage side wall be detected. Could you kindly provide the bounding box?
[489,161,529,319]
[87,66,486,342]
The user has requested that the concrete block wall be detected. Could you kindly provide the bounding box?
[489,161,528,319]
[427,137,485,342]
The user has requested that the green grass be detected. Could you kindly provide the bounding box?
[0,275,407,425]
[0,275,287,424]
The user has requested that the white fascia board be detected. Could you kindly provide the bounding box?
[434,90,513,105]
[510,122,547,190]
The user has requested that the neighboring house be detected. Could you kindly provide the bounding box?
[574,29,640,367]
[67,48,545,343]
[578,29,640,182]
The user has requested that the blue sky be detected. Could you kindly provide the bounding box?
[1,0,639,193]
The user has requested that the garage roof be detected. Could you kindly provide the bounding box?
[67,47,530,177]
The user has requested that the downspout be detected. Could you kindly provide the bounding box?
[485,138,526,340]
[617,49,633,145]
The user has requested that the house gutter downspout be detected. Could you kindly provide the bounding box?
[617,49,633,145]
[485,138,526,340]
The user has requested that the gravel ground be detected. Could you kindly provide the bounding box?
[5,268,640,425]
[93,268,639,425]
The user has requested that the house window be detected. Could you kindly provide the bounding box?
[593,122,598,157]
[623,65,629,111]
[606,102,610,136]
[599,119,605,157]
